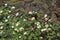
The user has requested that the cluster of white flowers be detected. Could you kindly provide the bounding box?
[28,11,37,14]
[33,11,37,13]
[44,14,49,21]
[41,28,51,32]
[36,22,40,25]
[35,22,41,29]
[37,25,41,29]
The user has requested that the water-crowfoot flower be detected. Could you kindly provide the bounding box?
[0,26,3,29]
[24,32,27,35]
[5,19,8,22]
[16,22,20,26]
[37,25,41,29]
[12,31,16,34]
[15,12,19,16]
[45,18,48,21]
[45,24,49,28]
[0,31,3,35]
[33,11,37,14]
[0,10,3,13]
[48,19,52,22]
[11,26,14,28]
[34,11,37,14]
[23,19,27,21]
[14,28,19,32]
[35,22,40,25]
[31,17,35,20]
[48,28,51,31]
[28,11,33,14]
[11,6,15,9]
[4,3,8,6]
[41,28,47,32]
[40,37,43,39]
[19,36,22,38]
[8,10,11,13]
[0,22,4,25]
[19,27,24,31]
[7,16,10,19]
[44,14,47,18]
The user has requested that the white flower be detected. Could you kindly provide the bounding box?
[48,19,52,22]
[0,10,3,13]
[35,22,40,25]
[16,22,20,26]
[15,12,19,16]
[33,11,37,13]
[0,26,3,29]
[11,26,14,28]
[7,16,10,18]
[14,28,17,31]
[5,19,8,22]
[24,32,27,35]
[23,19,27,21]
[19,27,24,31]
[45,24,49,28]
[50,24,52,27]
[48,28,51,30]
[8,10,11,13]
[19,36,21,38]
[37,25,41,28]
[5,3,7,6]
[40,37,43,39]
[0,22,4,25]
[31,17,35,20]
[0,31,3,34]
[44,14,47,18]
[35,11,37,13]
[14,28,19,32]
[12,31,16,34]
[28,11,33,14]
[11,6,15,9]
[45,18,48,21]
[41,28,47,32]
